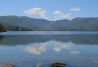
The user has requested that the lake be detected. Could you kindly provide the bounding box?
[0,31,98,67]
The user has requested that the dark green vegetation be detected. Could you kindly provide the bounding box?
[0,23,6,32]
[0,16,98,31]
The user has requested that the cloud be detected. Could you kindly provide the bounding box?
[54,10,72,20]
[24,7,80,20]
[24,7,48,19]
[70,8,80,12]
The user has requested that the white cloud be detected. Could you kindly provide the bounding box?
[24,7,48,19]
[70,8,80,12]
[54,10,72,20]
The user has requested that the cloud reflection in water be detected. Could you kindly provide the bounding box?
[25,41,80,55]
[25,43,46,55]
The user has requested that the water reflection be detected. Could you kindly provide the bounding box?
[0,35,4,41]
[0,34,98,67]
[25,41,73,55]
[25,42,46,55]
[0,34,98,45]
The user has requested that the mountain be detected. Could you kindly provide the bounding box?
[0,16,70,31]
[0,16,98,31]
[70,17,98,31]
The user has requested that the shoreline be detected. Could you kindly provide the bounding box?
[0,31,98,35]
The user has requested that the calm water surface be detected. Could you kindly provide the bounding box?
[0,31,98,67]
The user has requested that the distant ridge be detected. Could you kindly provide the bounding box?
[0,16,98,31]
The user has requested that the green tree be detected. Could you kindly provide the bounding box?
[0,23,6,32]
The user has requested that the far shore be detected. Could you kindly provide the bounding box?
[0,31,98,35]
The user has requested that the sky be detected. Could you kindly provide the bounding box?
[0,0,98,20]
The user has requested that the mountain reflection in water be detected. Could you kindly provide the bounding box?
[0,34,98,45]
[0,34,98,67]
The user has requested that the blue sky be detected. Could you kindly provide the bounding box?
[0,0,98,20]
